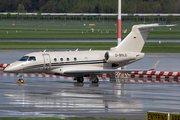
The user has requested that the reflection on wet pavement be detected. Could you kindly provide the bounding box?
[1,75,180,119]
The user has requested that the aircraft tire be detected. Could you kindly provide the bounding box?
[77,77,84,83]
[92,78,99,83]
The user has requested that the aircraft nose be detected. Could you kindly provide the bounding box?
[4,66,12,72]
[4,65,18,73]
[3,62,24,73]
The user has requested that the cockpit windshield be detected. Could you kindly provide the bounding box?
[19,56,36,61]
[19,56,29,61]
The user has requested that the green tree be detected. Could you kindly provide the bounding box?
[12,0,22,12]
[31,0,39,11]
[0,0,179,13]
[22,0,32,12]
[17,4,25,13]
[94,2,103,13]
[40,1,53,13]
[124,1,134,14]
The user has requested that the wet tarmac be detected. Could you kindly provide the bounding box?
[1,50,180,119]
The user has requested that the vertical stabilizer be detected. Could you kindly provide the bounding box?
[111,24,175,52]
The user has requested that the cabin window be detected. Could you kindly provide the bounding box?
[28,56,36,61]
[19,56,29,61]
[67,58,69,61]
[54,58,57,62]
[60,58,63,61]
[74,57,77,61]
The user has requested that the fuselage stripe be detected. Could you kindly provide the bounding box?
[24,60,106,70]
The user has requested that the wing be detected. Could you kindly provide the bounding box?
[64,61,159,74]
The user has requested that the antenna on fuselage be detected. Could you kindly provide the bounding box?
[76,48,79,51]
[89,48,92,51]
[43,49,46,52]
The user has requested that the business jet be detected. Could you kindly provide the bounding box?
[3,23,174,83]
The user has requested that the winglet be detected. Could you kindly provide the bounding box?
[149,60,160,71]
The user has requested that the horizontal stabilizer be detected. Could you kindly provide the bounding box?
[138,24,176,29]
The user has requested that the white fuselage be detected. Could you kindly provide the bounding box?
[4,50,144,77]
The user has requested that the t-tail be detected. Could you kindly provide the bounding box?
[111,24,175,52]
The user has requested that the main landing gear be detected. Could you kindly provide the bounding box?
[17,75,26,84]
[74,77,84,83]
[90,74,99,83]
[74,74,99,83]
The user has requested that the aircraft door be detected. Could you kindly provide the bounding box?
[43,54,51,70]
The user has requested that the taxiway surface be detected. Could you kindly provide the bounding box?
[0,50,180,119]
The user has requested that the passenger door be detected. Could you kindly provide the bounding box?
[43,54,51,70]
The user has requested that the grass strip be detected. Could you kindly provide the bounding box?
[0,26,179,39]
[0,42,116,49]
[142,42,180,53]
[0,42,180,53]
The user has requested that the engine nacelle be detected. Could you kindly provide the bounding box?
[104,51,144,63]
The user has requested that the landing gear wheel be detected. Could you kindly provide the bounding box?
[91,77,99,83]
[90,74,99,83]
[77,77,84,83]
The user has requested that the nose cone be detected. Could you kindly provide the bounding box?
[4,65,16,73]
[4,62,24,73]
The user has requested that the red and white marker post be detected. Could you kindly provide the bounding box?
[117,0,121,45]
[0,63,10,70]
[117,0,127,72]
